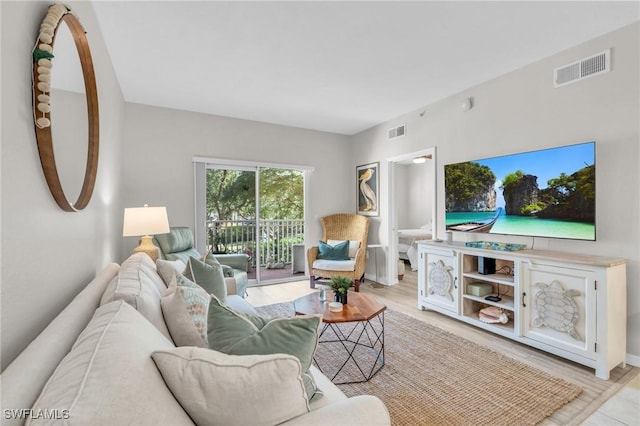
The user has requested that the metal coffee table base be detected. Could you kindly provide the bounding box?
[313,312,384,385]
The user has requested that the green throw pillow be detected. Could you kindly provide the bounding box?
[317,240,349,260]
[184,256,227,301]
[207,295,323,402]
[203,253,234,278]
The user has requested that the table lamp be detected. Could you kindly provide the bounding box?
[122,205,170,262]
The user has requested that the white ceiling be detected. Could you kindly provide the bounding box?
[91,1,639,135]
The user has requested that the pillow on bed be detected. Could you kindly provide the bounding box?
[421,221,432,231]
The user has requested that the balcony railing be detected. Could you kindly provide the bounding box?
[206,219,304,267]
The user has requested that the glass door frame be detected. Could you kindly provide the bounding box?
[193,157,313,286]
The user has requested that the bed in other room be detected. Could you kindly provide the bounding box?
[398,227,432,271]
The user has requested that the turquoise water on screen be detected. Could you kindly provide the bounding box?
[446,212,595,240]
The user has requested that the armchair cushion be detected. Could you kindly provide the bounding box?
[312,259,356,272]
[317,240,349,260]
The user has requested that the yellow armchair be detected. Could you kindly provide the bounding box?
[307,213,370,292]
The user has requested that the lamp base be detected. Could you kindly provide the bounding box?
[132,235,161,262]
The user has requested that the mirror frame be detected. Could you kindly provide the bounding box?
[32,5,99,212]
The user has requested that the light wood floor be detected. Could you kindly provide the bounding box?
[246,270,639,426]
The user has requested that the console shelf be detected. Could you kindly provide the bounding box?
[417,240,628,380]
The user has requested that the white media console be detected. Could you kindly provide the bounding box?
[417,240,628,379]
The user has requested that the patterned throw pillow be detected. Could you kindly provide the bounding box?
[161,272,210,347]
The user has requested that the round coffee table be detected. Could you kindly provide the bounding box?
[294,291,386,384]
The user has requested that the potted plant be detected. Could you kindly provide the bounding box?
[329,276,352,304]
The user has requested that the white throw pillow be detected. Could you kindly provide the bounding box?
[156,259,187,287]
[152,347,310,426]
[327,239,360,258]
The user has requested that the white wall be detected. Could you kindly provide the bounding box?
[0,1,125,370]
[396,163,432,229]
[120,103,352,259]
[351,23,640,360]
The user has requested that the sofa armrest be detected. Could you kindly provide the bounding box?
[214,253,249,271]
[281,395,390,425]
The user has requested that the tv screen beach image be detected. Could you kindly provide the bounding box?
[444,142,596,241]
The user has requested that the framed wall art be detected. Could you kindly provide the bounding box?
[356,162,379,216]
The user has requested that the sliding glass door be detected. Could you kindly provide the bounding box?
[200,163,305,286]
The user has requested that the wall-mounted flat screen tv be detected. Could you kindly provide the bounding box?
[444,141,596,241]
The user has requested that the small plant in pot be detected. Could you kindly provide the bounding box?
[329,276,352,305]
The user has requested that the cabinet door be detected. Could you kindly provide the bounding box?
[418,247,459,313]
[522,263,596,360]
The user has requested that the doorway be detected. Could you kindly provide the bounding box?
[386,147,437,285]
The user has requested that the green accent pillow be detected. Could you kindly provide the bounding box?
[203,253,234,278]
[184,256,227,301]
[317,240,349,260]
[207,295,323,401]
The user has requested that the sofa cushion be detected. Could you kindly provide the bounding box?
[184,256,227,301]
[100,253,173,342]
[312,258,356,271]
[156,259,187,286]
[161,274,210,348]
[27,301,192,425]
[152,347,309,426]
[317,240,349,260]
[207,295,322,402]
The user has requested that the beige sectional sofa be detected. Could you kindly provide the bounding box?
[1,253,390,425]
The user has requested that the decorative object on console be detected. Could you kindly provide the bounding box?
[32,3,99,212]
[465,241,528,251]
[427,259,455,301]
[533,280,583,341]
[123,205,170,262]
[478,306,509,324]
[356,162,379,216]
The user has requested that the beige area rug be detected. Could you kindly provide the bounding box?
[256,303,583,426]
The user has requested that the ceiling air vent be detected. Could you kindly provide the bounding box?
[554,49,610,88]
[388,124,406,140]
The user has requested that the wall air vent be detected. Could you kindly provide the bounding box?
[388,124,406,140]
[554,49,610,88]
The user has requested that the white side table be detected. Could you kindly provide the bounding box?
[367,244,382,283]
[292,243,306,274]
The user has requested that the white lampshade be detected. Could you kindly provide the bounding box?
[123,205,170,237]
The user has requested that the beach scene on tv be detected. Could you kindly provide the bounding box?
[444,142,596,241]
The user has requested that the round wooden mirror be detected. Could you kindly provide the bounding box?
[32,4,99,212]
